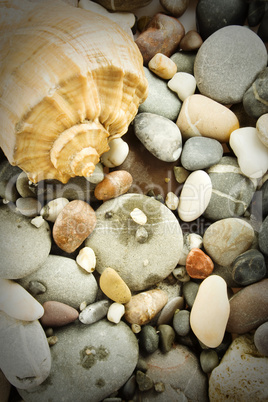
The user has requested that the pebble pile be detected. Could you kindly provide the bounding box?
[0,0,268,401]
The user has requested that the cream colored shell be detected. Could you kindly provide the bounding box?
[0,1,148,183]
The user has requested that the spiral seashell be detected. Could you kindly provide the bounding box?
[0,1,148,183]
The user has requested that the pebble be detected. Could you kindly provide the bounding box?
[91,0,151,11]
[85,194,183,291]
[173,165,190,184]
[130,207,147,225]
[76,246,96,273]
[16,196,41,217]
[229,127,268,179]
[167,72,196,101]
[148,53,177,80]
[107,302,125,324]
[173,309,190,337]
[31,215,45,228]
[0,161,21,202]
[134,112,182,162]
[254,321,268,357]
[101,138,129,168]
[156,296,184,325]
[231,249,267,286]
[0,204,51,279]
[135,13,185,65]
[203,218,255,266]
[0,278,44,321]
[178,170,212,222]
[256,113,268,148]
[40,197,69,222]
[170,51,196,75]
[16,171,36,198]
[226,278,268,334]
[136,370,154,392]
[186,248,214,279]
[139,67,182,121]
[160,0,189,17]
[79,299,110,324]
[180,137,223,171]
[248,1,266,27]
[40,300,79,327]
[209,334,268,401]
[204,156,257,221]
[18,255,98,309]
[165,191,179,210]
[259,215,268,256]
[18,320,139,402]
[243,67,268,120]
[190,275,230,348]
[196,0,248,40]
[157,324,176,353]
[200,349,219,374]
[182,281,199,308]
[139,325,159,354]
[194,26,267,104]
[99,267,132,304]
[124,289,168,325]
[178,232,203,265]
[179,30,203,51]
[135,226,148,243]
[53,199,97,253]
[0,311,51,390]
[86,162,104,184]
[173,266,190,282]
[176,94,240,142]
[94,170,133,201]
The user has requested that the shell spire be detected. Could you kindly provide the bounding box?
[0,1,148,183]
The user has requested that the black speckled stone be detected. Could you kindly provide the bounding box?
[243,67,268,120]
[232,249,267,286]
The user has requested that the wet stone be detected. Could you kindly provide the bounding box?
[231,249,267,286]
[173,309,190,337]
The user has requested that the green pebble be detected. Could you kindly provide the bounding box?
[157,324,175,353]
[200,349,219,373]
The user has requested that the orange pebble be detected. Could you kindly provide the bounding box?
[94,170,133,201]
[186,248,214,279]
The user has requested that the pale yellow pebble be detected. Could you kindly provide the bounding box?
[107,302,125,324]
[165,191,179,210]
[99,267,131,304]
[130,207,147,225]
[131,323,141,334]
[148,53,177,80]
[31,215,45,228]
[168,72,196,101]
[76,247,96,273]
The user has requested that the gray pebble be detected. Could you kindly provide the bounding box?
[139,325,159,354]
[181,137,223,171]
[173,309,190,336]
[157,296,184,325]
[79,300,110,324]
[200,349,219,373]
[28,280,47,296]
[16,197,42,217]
[182,281,199,308]
[136,370,154,392]
[157,324,176,353]
[254,321,268,356]
[135,226,149,244]
[170,51,196,75]
[16,171,37,198]
[243,67,268,119]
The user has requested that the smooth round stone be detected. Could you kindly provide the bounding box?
[18,255,98,309]
[196,0,248,40]
[181,137,223,171]
[194,26,267,104]
[101,138,129,168]
[231,249,267,286]
[99,267,131,304]
[203,218,254,266]
[254,322,268,357]
[173,309,190,337]
[157,296,184,325]
[0,312,51,390]
[160,0,189,17]
[259,215,268,256]
[209,334,268,401]
[107,302,125,324]
[148,53,177,80]
[139,67,182,121]
[40,301,79,327]
[229,127,268,179]
[167,72,196,101]
[157,324,176,353]
[16,197,41,217]
[186,248,214,279]
[179,30,203,51]
[94,170,133,201]
[182,281,199,308]
[257,113,268,148]
[85,194,183,291]
[200,350,219,374]
[178,170,212,222]
[226,279,268,333]
[79,300,110,325]
[248,1,265,27]
[190,275,230,348]
[204,156,257,221]
[170,51,196,75]
[0,205,51,279]
[139,325,159,354]
[18,320,139,402]
[134,112,182,162]
[176,94,239,142]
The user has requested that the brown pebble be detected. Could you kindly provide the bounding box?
[160,0,189,17]
[40,301,79,327]
[94,170,133,201]
[179,30,203,51]
[186,248,214,279]
[53,200,96,253]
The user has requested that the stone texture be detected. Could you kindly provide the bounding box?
[139,325,159,354]
[79,300,110,325]
[231,249,267,286]
[200,350,219,374]
[173,309,190,337]
[194,26,267,104]
[259,215,268,256]
[243,71,268,119]
[160,0,189,18]
[254,321,268,357]
[186,248,214,279]
[170,51,196,75]
[181,137,223,171]
[180,30,203,51]
[248,1,265,27]
[256,113,268,148]
[40,301,79,327]
[99,267,131,304]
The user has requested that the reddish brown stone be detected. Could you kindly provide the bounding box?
[94,170,133,201]
[40,301,79,327]
[186,248,214,279]
[135,13,185,65]
[53,200,96,253]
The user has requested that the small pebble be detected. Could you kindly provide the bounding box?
[45,328,53,337]
[16,197,41,217]
[40,301,79,327]
[182,280,199,308]
[28,280,46,296]
[165,191,179,210]
[148,53,177,80]
[94,170,133,201]
[168,72,196,101]
[135,226,149,243]
[154,381,165,393]
[139,325,159,354]
[173,266,190,282]
[47,336,58,346]
[107,302,125,324]
[160,0,189,17]
[256,113,268,148]
[254,321,268,357]
[99,267,132,304]
[173,309,190,336]
[76,246,96,273]
[231,249,267,286]
[80,300,87,311]
[178,232,203,265]
[179,30,203,51]
[31,215,45,228]
[200,349,219,373]
[131,323,141,334]
[101,138,129,168]
[79,299,110,325]
[180,137,223,171]
[130,207,147,225]
[136,370,154,391]
[86,162,104,184]
[171,51,196,75]
[186,248,214,279]
[157,296,184,325]
[157,324,176,353]
[173,166,190,183]
[40,197,69,222]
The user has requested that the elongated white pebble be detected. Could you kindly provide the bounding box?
[0,278,44,321]
[101,138,129,168]
[40,197,69,222]
[168,72,196,101]
[107,302,125,324]
[178,170,212,222]
[130,208,147,225]
[190,275,230,348]
[76,247,96,273]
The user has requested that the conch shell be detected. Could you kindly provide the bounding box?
[0,1,148,183]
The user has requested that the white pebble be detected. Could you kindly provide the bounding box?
[173,266,190,282]
[101,138,129,168]
[107,302,125,324]
[165,191,179,210]
[80,300,87,311]
[168,72,196,101]
[86,162,104,184]
[130,207,147,225]
[40,197,69,222]
[76,247,96,273]
[148,53,177,80]
[178,233,203,265]
[31,215,45,228]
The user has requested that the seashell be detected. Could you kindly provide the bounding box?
[0,1,148,183]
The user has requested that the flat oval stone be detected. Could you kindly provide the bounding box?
[226,279,268,333]
[231,249,267,286]
[186,248,214,279]
[160,0,189,17]
[0,312,51,390]
[254,321,268,357]
[178,170,212,222]
[259,215,268,256]
[0,205,51,280]
[53,200,96,253]
[86,194,183,291]
[94,170,133,201]
[176,94,239,142]
[256,113,268,148]
[40,301,79,327]
[194,26,267,104]
[203,218,254,266]
[134,112,182,162]
[99,267,131,304]
[243,67,268,120]
[190,275,230,348]
[181,137,223,171]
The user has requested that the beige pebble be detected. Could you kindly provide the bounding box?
[176,94,240,142]
[101,138,129,168]
[256,113,268,148]
[165,191,179,210]
[190,275,230,348]
[148,53,177,80]
[168,72,196,101]
[130,207,147,225]
[107,302,125,324]
[94,170,133,201]
[99,267,131,304]
[179,30,203,51]
[76,247,96,273]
